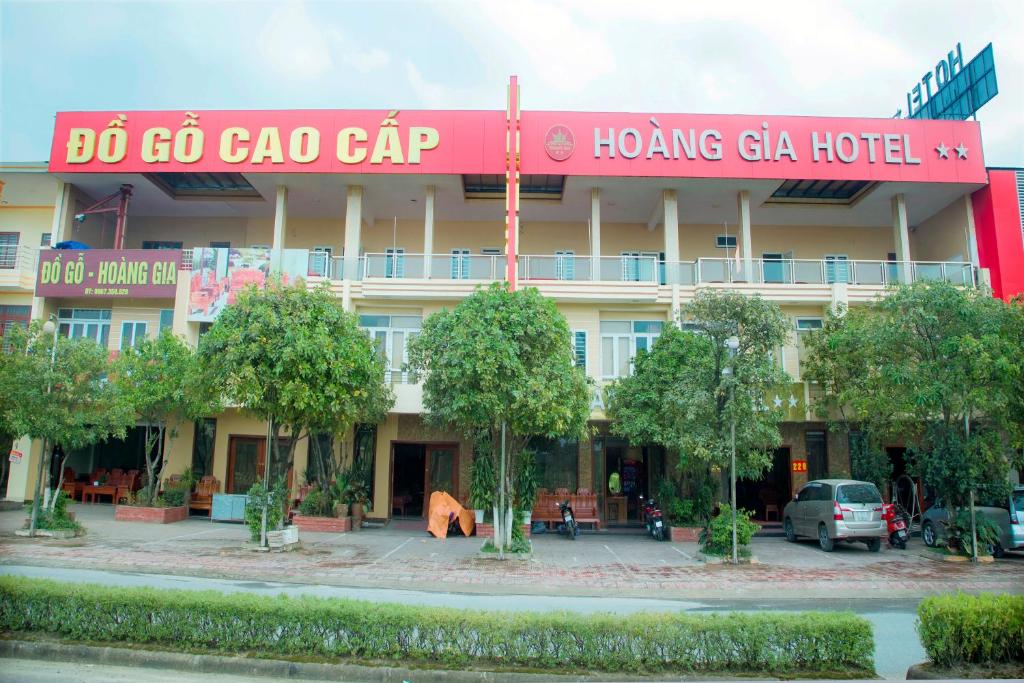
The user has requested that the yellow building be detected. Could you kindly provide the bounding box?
[2,102,991,526]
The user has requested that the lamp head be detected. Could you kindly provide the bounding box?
[74,213,86,223]
[42,320,56,335]
[725,336,739,352]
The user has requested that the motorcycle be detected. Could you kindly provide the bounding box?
[883,502,909,549]
[640,495,666,542]
[556,500,579,540]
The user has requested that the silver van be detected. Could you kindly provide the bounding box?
[921,486,1024,557]
[783,479,887,552]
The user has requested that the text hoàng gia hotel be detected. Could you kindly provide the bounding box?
[2,77,1023,525]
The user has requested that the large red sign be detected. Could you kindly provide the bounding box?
[521,112,986,183]
[36,249,181,298]
[48,110,506,175]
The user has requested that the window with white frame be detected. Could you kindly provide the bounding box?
[571,330,587,371]
[450,249,471,279]
[824,254,849,284]
[555,251,575,280]
[600,320,663,379]
[159,309,174,332]
[715,234,738,249]
[119,321,148,351]
[385,248,405,278]
[795,317,824,331]
[58,308,111,347]
[359,314,422,383]
[310,246,333,277]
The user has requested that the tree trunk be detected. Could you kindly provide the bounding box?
[492,503,501,552]
[504,504,513,549]
[47,451,72,512]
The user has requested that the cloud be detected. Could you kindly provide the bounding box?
[259,0,333,80]
[341,47,391,73]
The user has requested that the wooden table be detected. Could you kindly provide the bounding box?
[83,485,116,504]
[605,496,627,524]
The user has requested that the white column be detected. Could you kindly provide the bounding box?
[963,194,980,267]
[663,190,680,284]
[343,186,363,280]
[423,186,435,279]
[590,188,601,281]
[51,181,73,245]
[737,190,753,281]
[271,185,287,272]
[891,193,911,282]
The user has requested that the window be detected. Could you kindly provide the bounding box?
[191,418,217,478]
[571,330,587,371]
[0,305,30,352]
[600,320,663,379]
[715,235,738,249]
[142,240,183,250]
[198,322,213,339]
[461,174,565,199]
[359,314,422,383]
[309,246,333,277]
[806,430,828,481]
[385,248,405,279]
[57,308,111,346]
[119,321,148,351]
[352,424,377,501]
[836,483,882,505]
[480,248,502,256]
[0,233,18,268]
[762,252,786,284]
[620,251,659,282]
[824,254,850,284]
[529,437,579,491]
[209,241,231,249]
[159,309,174,332]
[795,318,823,331]
[449,249,471,279]
[554,250,575,280]
[40,233,52,247]
[146,172,260,199]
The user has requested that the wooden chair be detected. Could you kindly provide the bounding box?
[571,492,601,530]
[189,475,220,516]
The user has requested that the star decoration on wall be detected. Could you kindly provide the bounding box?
[955,143,968,159]
[788,394,799,408]
[935,142,949,159]
[773,394,783,408]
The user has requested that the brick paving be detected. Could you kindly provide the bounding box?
[1,504,1020,599]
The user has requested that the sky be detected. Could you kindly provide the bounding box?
[1,0,1021,166]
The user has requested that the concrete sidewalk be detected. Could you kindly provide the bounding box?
[1,503,1021,600]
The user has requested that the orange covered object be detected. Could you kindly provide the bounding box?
[426,491,474,538]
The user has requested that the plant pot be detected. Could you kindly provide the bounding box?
[350,502,365,530]
[669,526,702,542]
[474,509,484,524]
[114,505,188,524]
[293,514,352,533]
[334,502,349,518]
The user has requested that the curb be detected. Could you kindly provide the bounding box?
[0,638,612,682]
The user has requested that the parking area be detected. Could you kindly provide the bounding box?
[1,503,1021,599]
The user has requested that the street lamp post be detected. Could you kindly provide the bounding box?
[724,336,740,565]
[28,315,59,537]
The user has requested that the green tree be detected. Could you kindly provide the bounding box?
[803,281,1024,518]
[3,322,134,534]
[406,283,591,552]
[197,281,393,545]
[607,289,790,520]
[112,330,219,505]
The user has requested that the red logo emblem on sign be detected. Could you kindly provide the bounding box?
[544,125,575,161]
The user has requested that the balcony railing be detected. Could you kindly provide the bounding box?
[362,253,502,280]
[181,248,976,289]
[687,258,975,287]
[0,245,39,289]
[519,255,660,283]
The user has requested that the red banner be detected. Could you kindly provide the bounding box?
[521,111,986,183]
[48,110,506,175]
[36,249,181,298]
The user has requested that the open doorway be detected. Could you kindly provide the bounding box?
[603,439,647,525]
[392,443,426,517]
[735,447,792,522]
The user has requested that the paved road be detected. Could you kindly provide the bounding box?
[0,564,925,679]
[0,658,310,683]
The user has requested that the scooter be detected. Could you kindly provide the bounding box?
[883,502,909,549]
[556,500,579,540]
[640,495,666,542]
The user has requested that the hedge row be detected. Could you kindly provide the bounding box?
[0,577,874,674]
[917,593,1024,667]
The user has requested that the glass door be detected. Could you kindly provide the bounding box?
[425,445,458,503]
[227,436,265,494]
[762,252,785,283]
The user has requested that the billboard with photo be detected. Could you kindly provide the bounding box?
[187,247,310,322]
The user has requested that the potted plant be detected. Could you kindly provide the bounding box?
[332,470,351,518]
[514,450,539,526]
[469,452,496,524]
[346,479,370,530]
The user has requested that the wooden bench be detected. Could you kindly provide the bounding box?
[189,476,220,516]
[531,490,601,530]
